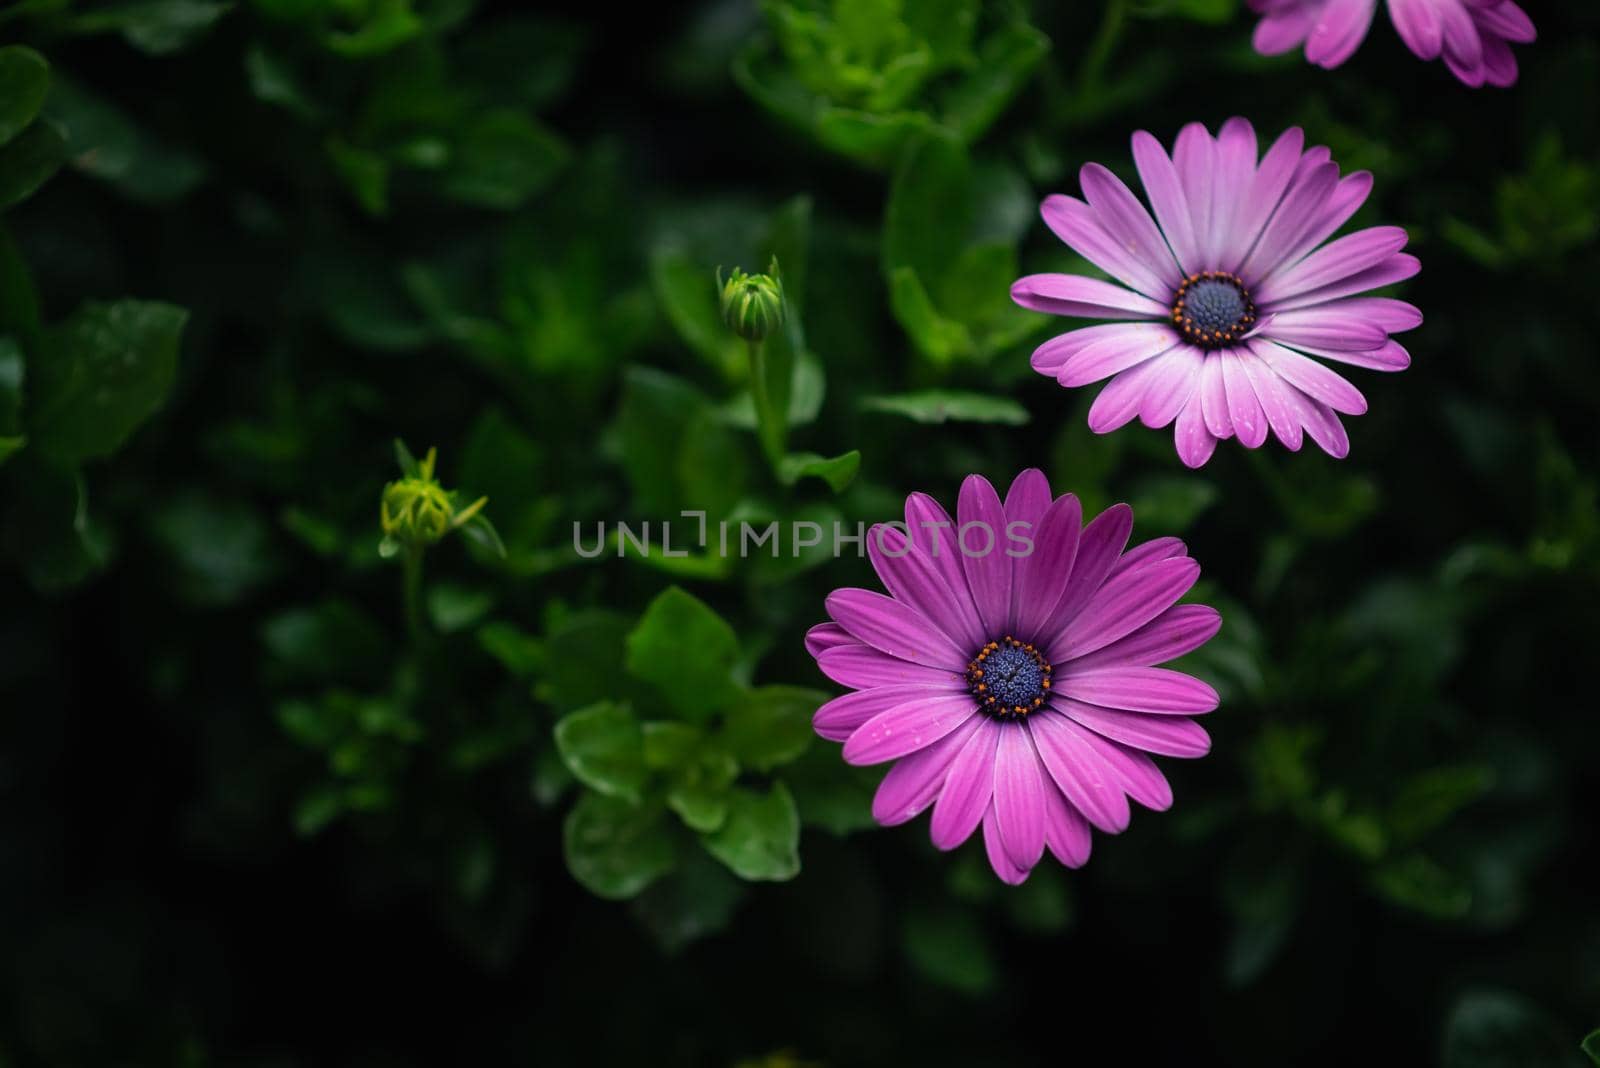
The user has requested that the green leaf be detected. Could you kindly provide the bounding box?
[615,367,710,514]
[884,128,970,280]
[441,108,569,210]
[0,119,66,210]
[535,609,633,711]
[777,450,859,493]
[1442,989,1579,1068]
[147,493,278,606]
[862,390,1028,425]
[1128,476,1218,534]
[326,137,388,215]
[554,701,648,804]
[650,246,740,375]
[45,78,207,203]
[476,621,542,677]
[784,743,879,834]
[642,722,702,769]
[720,685,823,772]
[563,792,678,900]
[0,334,23,439]
[701,782,800,882]
[888,266,972,364]
[1370,853,1471,919]
[29,300,187,465]
[0,452,109,590]
[0,46,50,147]
[940,21,1049,143]
[1388,764,1495,843]
[261,600,388,688]
[426,583,496,632]
[0,224,41,345]
[625,587,742,723]
[666,748,737,833]
[1582,1030,1600,1066]
[630,850,747,953]
[67,0,232,55]
[902,907,995,994]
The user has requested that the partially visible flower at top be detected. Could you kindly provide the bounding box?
[718,259,786,343]
[1012,118,1421,467]
[1249,0,1535,88]
[379,440,503,558]
[806,470,1221,885]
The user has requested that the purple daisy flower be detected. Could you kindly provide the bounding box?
[1011,119,1421,467]
[1249,0,1535,88]
[805,470,1221,885]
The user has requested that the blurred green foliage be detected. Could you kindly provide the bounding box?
[0,0,1597,1065]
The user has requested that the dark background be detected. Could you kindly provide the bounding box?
[2,0,1597,1064]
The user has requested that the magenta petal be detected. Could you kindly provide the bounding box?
[1199,354,1234,439]
[1028,713,1131,834]
[1051,557,1201,661]
[1137,347,1203,429]
[1264,309,1389,351]
[1237,350,1305,450]
[871,714,984,825]
[1238,162,1340,285]
[1251,339,1367,415]
[1476,1,1534,43]
[814,683,955,742]
[1208,117,1259,262]
[1173,122,1217,265]
[1012,493,1083,640]
[1256,226,1409,305]
[1266,253,1421,312]
[1037,503,1134,641]
[1003,468,1053,529]
[1129,132,1202,274]
[904,493,977,625]
[1059,323,1179,388]
[957,475,1012,637]
[804,622,856,659]
[870,522,985,652]
[1222,349,1270,448]
[982,804,1033,885]
[1253,5,1317,55]
[1069,602,1221,671]
[843,693,978,766]
[929,719,1000,849]
[1087,357,1170,434]
[1040,194,1176,299]
[818,646,960,690]
[1079,160,1186,282]
[1389,0,1443,58]
[994,724,1048,869]
[1077,731,1174,812]
[1031,324,1156,376]
[1306,0,1377,68]
[1291,388,1352,458]
[1061,699,1212,759]
[1174,393,1218,469]
[826,588,968,669]
[1108,536,1186,580]
[1055,666,1220,714]
[1223,126,1305,272]
[1042,780,1093,867]
[1011,274,1168,320]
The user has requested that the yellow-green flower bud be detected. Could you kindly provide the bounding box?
[381,477,453,547]
[719,260,785,343]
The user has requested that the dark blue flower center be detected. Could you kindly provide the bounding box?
[966,636,1053,721]
[1171,271,1256,349]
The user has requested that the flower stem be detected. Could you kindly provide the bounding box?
[747,338,784,470]
[402,545,426,645]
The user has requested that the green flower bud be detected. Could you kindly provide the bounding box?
[719,259,785,343]
[378,442,500,558]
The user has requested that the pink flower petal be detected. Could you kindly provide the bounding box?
[982,803,1033,885]
[1174,393,1218,469]
[1012,273,1168,321]
[1042,780,1093,867]
[994,724,1047,869]
[1059,323,1181,387]
[1054,666,1220,714]
[1003,468,1053,530]
[871,714,985,825]
[957,475,1012,638]
[826,588,968,669]
[815,683,957,743]
[1130,132,1202,275]
[1251,339,1367,415]
[804,622,855,659]
[1028,713,1131,833]
[1222,348,1270,448]
[843,693,980,766]
[1051,556,1201,662]
[1012,493,1083,641]
[1256,226,1410,305]
[818,646,960,690]
[1037,503,1134,641]
[1060,699,1213,759]
[1079,160,1187,282]
[869,522,985,653]
[1222,126,1305,272]
[1264,253,1421,312]
[929,719,1001,849]
[1040,194,1177,300]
